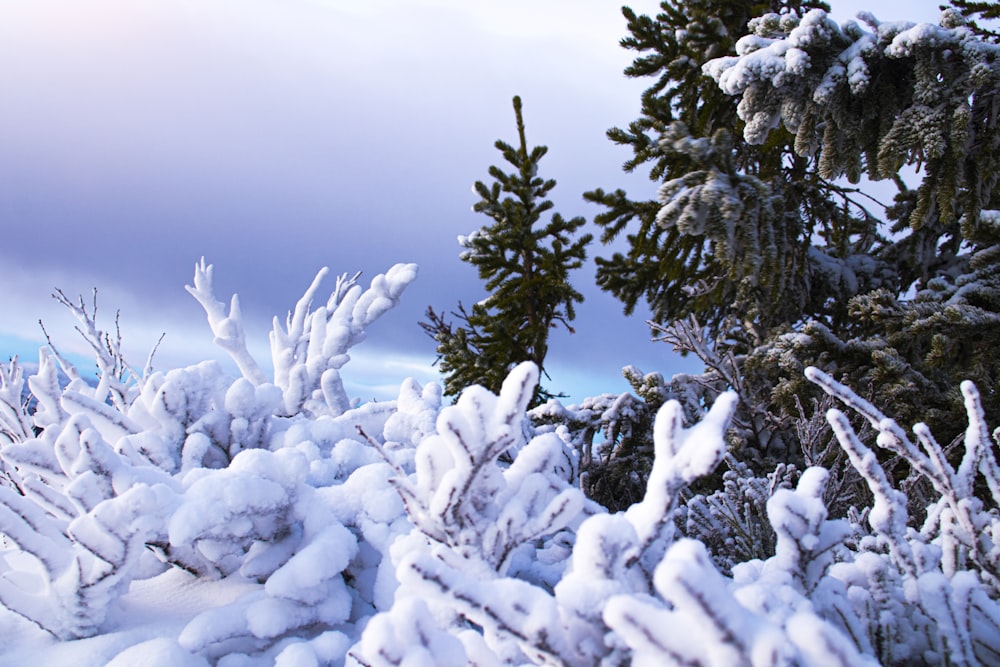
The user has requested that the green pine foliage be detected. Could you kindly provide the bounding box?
[586,0,849,345]
[583,0,1000,471]
[422,96,592,406]
[706,3,1000,439]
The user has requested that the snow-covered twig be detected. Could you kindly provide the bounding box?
[185,258,268,386]
[269,263,417,416]
[0,357,33,447]
[808,366,1000,590]
[624,391,738,580]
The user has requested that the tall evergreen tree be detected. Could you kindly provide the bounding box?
[423,96,592,406]
[708,1,1000,436]
[588,0,1000,460]
[587,0,841,348]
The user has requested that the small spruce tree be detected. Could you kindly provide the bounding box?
[423,96,592,406]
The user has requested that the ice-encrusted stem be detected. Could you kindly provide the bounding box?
[185,258,268,386]
[269,262,418,417]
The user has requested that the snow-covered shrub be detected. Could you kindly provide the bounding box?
[383,362,587,575]
[791,367,1000,664]
[356,363,1000,665]
[0,261,418,659]
[0,323,180,639]
[351,362,595,664]
[353,376,740,666]
[4,258,1000,666]
[580,367,1000,666]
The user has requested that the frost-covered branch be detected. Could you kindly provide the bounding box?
[0,357,33,447]
[651,316,796,464]
[808,366,1000,590]
[185,258,268,385]
[41,288,155,414]
[270,262,417,417]
[679,459,798,574]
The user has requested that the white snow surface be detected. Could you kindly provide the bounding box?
[0,567,252,666]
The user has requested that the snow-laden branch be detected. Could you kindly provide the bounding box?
[0,413,177,639]
[624,391,738,579]
[270,262,418,416]
[0,357,33,447]
[185,258,268,386]
[186,258,417,417]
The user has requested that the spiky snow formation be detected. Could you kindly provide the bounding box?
[2,263,1000,665]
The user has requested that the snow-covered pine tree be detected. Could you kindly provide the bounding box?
[422,96,592,407]
[586,0,843,339]
[582,0,874,474]
[582,1,1000,481]
[703,3,1000,440]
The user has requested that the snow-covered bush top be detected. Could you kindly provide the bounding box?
[187,258,418,418]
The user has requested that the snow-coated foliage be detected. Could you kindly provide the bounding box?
[703,7,1000,228]
[3,262,1000,666]
[187,257,418,417]
[353,373,739,667]
[0,262,418,659]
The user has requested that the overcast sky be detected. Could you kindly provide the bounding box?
[0,0,944,405]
